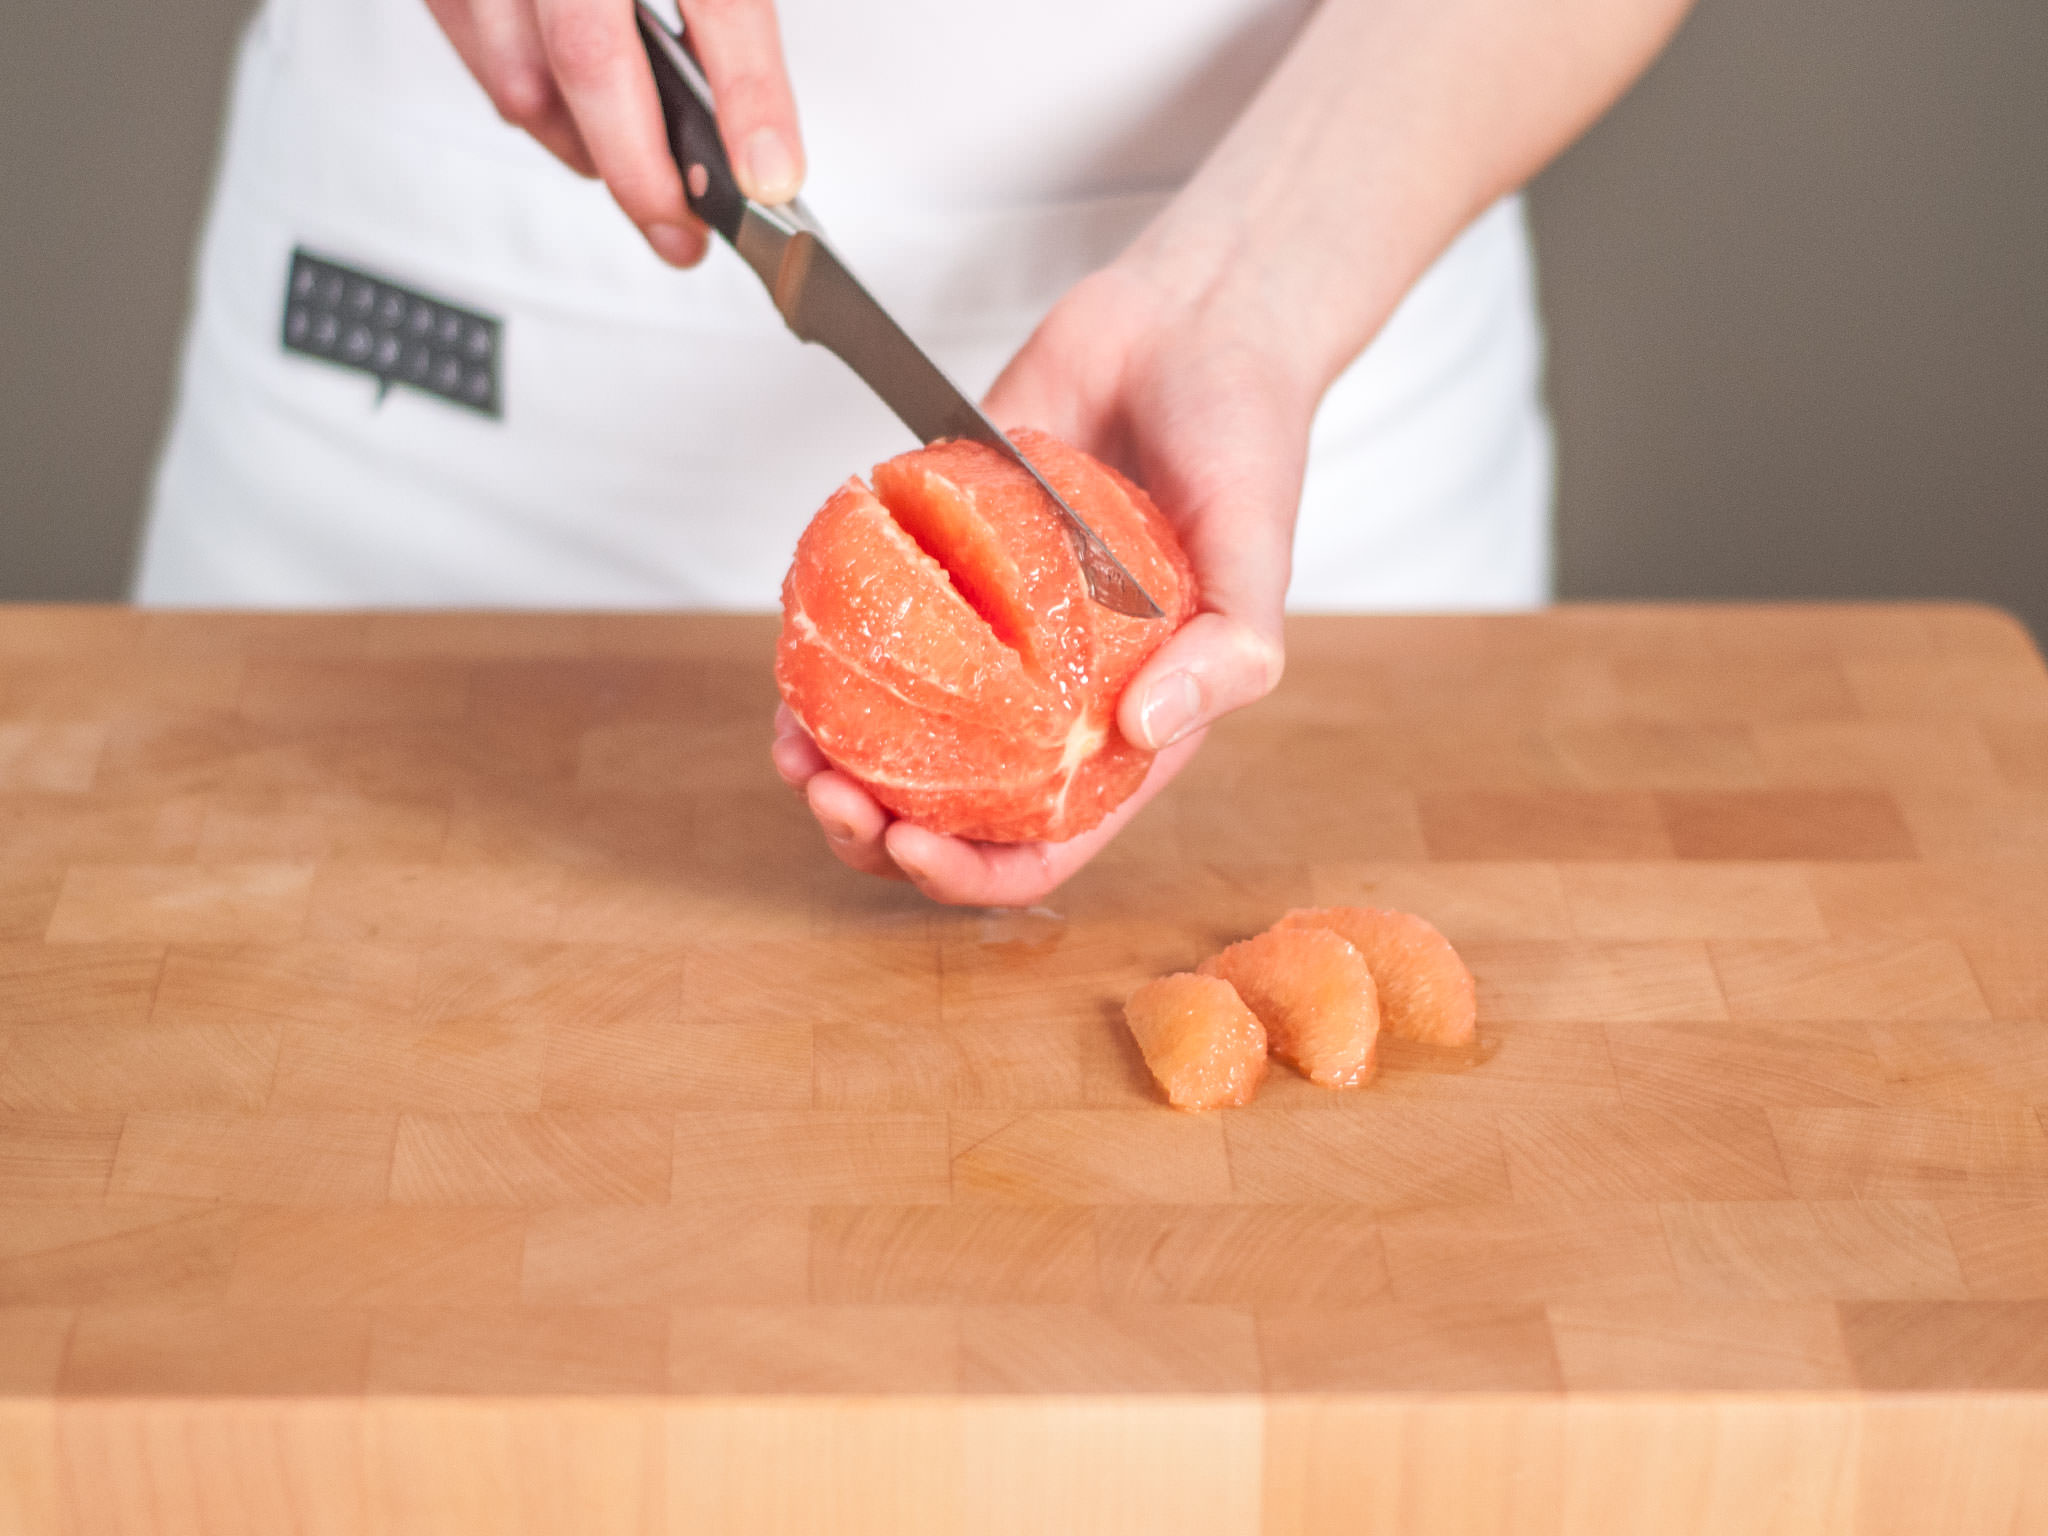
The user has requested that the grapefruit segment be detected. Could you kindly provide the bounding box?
[782,482,1055,738]
[871,457,1046,674]
[1124,973,1269,1111]
[776,620,1057,792]
[776,432,1197,843]
[1275,907,1477,1047]
[1198,927,1380,1088]
[1010,431,1195,686]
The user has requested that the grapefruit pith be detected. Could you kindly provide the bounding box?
[775,431,1197,843]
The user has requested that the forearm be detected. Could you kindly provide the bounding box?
[1124,0,1696,393]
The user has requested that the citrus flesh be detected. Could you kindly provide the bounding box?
[1123,973,1269,1111]
[1198,927,1381,1088]
[1275,906,1477,1047]
[776,431,1197,843]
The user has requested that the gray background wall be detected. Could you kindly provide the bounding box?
[4,1,2044,634]
[1531,0,2047,635]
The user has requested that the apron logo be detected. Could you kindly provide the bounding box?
[281,248,502,418]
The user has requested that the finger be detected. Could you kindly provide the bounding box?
[884,733,1204,906]
[982,338,1102,447]
[770,728,827,789]
[677,0,805,203]
[979,271,1140,451]
[533,0,705,265]
[884,822,1056,908]
[426,0,598,175]
[770,704,830,789]
[806,771,907,881]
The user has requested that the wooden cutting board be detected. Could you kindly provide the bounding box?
[3,602,2046,1534]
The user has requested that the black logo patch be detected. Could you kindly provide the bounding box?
[282,248,502,418]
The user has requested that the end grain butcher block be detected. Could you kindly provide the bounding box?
[3,603,2047,1534]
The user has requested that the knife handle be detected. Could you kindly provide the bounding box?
[634,4,745,243]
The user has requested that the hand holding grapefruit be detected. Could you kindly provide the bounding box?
[775,430,1198,844]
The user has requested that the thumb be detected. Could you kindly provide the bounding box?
[1119,611,1285,751]
[1118,397,1300,750]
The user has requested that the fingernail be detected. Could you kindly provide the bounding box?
[741,128,799,204]
[1136,671,1203,750]
[820,816,856,843]
[645,222,694,266]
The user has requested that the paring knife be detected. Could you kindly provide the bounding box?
[632,2,1164,620]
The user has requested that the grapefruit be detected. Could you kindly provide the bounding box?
[1123,973,1269,1111]
[775,431,1197,843]
[1198,927,1381,1088]
[1275,907,1477,1047]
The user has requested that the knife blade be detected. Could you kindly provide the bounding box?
[633,3,1164,620]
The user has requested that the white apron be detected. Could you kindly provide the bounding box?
[136,0,1552,611]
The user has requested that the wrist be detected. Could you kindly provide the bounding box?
[1113,187,1398,406]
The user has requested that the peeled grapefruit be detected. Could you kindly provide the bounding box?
[775,431,1197,843]
[1198,927,1381,1089]
[1124,973,1269,1111]
[1275,907,1477,1047]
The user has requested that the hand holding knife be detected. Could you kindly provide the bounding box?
[632,2,1163,620]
